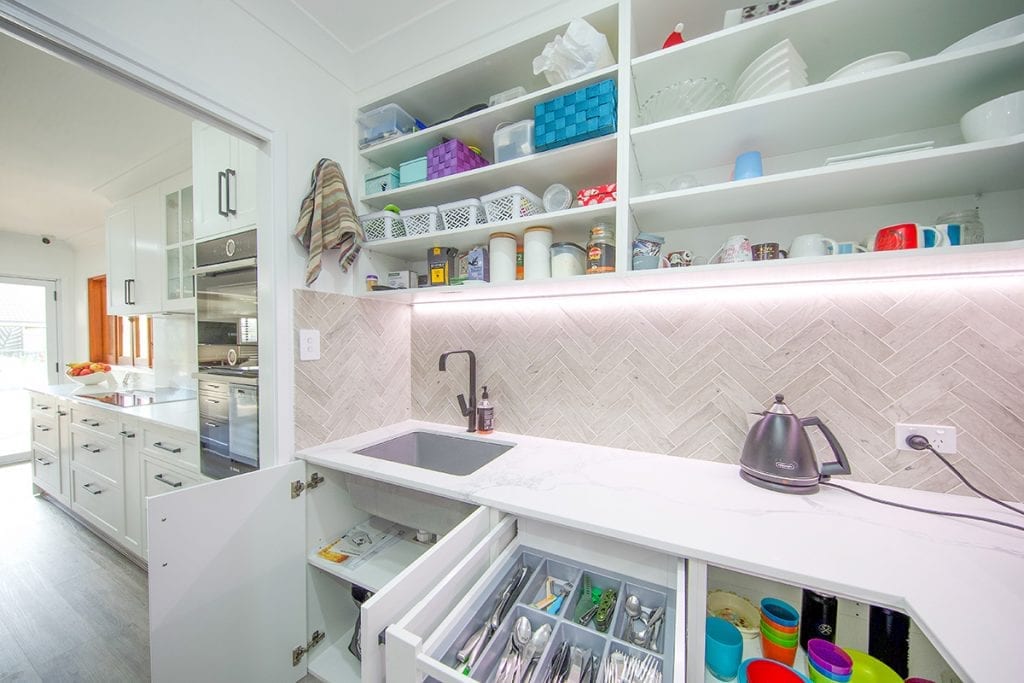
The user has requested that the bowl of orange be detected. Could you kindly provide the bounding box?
[66,362,113,385]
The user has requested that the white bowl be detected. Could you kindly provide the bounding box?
[960,90,1024,143]
[735,50,805,101]
[735,39,807,95]
[825,51,910,82]
[735,68,807,103]
[941,13,1024,55]
[67,370,113,386]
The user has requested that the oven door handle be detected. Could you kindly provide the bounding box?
[191,257,257,277]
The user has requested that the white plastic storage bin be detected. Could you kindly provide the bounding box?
[400,206,441,236]
[358,103,417,149]
[493,120,535,163]
[438,198,487,231]
[360,211,406,242]
[480,186,545,223]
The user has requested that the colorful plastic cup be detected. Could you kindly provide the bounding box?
[806,639,853,676]
[761,623,799,647]
[706,616,744,680]
[761,598,800,627]
[761,632,798,666]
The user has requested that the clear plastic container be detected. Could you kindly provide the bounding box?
[489,86,527,107]
[358,103,417,149]
[551,242,586,277]
[493,120,535,163]
[935,208,984,245]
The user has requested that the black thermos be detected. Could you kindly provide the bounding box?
[799,589,838,649]
[868,605,910,678]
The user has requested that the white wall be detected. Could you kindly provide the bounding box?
[7,0,357,463]
[0,231,78,375]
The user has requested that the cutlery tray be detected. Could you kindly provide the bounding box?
[425,546,676,682]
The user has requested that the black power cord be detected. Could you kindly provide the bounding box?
[821,435,1024,533]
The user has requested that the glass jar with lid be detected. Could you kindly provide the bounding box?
[586,223,615,274]
[935,208,984,246]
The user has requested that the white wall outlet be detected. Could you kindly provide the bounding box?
[894,423,957,454]
[298,329,320,361]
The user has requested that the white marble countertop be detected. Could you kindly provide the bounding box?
[298,419,1024,682]
[27,384,198,434]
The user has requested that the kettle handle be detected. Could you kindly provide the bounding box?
[800,416,851,478]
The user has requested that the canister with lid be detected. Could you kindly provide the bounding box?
[935,208,984,245]
[551,242,586,277]
[489,232,518,283]
[523,226,553,280]
[586,223,616,274]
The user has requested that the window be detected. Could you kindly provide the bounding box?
[88,276,153,368]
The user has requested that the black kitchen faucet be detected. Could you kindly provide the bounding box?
[438,349,477,432]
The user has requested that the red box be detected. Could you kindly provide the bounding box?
[576,183,617,206]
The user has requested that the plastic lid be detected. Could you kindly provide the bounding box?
[524,226,553,233]
[551,242,585,252]
[489,231,517,240]
[543,183,573,212]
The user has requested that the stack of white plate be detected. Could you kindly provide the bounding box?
[733,39,808,104]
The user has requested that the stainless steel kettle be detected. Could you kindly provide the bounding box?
[739,394,851,494]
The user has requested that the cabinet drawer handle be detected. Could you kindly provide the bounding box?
[153,442,182,454]
[206,384,221,389]
[81,418,101,427]
[82,482,103,495]
[126,278,136,306]
[36,426,51,432]
[154,473,183,488]
[204,398,220,404]
[225,168,237,215]
[204,422,218,429]
[119,430,136,438]
[35,457,51,466]
[57,410,67,417]
[217,171,228,217]
[81,444,102,454]
[36,405,50,411]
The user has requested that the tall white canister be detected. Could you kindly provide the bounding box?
[489,231,518,283]
[523,226,553,280]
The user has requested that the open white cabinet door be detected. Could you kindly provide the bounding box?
[148,462,307,683]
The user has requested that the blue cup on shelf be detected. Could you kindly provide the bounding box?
[706,616,744,680]
[733,150,763,180]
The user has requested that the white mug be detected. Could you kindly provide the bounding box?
[789,233,838,258]
[710,235,753,264]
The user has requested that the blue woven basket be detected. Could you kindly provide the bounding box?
[534,79,617,152]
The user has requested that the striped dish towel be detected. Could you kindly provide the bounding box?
[294,158,362,285]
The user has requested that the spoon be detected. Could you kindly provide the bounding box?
[518,622,551,683]
[497,616,533,683]
[623,595,642,639]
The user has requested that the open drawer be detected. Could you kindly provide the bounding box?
[147,461,490,683]
[387,516,688,682]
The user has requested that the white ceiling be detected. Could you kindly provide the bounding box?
[0,34,193,247]
[291,0,458,53]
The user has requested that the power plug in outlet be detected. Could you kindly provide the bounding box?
[894,423,957,454]
[298,329,320,361]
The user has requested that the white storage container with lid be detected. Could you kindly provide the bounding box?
[358,103,418,149]
[493,120,535,163]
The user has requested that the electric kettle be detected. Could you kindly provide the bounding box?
[739,394,851,494]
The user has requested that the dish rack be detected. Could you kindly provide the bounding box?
[438,198,487,231]
[399,206,441,236]
[360,210,406,242]
[480,186,544,223]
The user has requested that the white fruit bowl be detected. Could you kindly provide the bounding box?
[960,90,1024,143]
[67,371,113,386]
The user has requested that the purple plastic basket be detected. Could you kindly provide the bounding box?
[427,139,489,180]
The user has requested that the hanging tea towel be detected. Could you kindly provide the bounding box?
[294,158,363,285]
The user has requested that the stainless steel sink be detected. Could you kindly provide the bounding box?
[355,431,514,476]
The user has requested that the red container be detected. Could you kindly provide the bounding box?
[740,658,809,682]
[426,139,489,180]
[576,182,617,206]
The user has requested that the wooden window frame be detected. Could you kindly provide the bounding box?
[88,276,153,368]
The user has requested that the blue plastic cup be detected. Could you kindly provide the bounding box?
[733,150,763,180]
[706,616,744,680]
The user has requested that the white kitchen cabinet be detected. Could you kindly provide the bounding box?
[29,392,70,507]
[192,122,262,240]
[160,170,196,313]
[147,462,485,683]
[105,184,165,315]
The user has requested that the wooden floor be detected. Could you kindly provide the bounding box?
[0,462,150,682]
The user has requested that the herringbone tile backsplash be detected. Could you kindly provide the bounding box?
[294,290,411,450]
[410,277,1024,502]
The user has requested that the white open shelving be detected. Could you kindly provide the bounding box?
[307,522,432,593]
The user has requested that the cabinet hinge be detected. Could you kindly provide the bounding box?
[291,473,325,499]
[292,629,325,666]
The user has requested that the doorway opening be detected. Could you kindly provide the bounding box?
[0,277,58,464]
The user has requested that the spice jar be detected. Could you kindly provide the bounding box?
[586,223,615,274]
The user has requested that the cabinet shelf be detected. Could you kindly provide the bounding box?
[360,65,618,170]
[630,135,1024,232]
[307,627,361,683]
[631,36,1024,179]
[360,135,617,211]
[307,521,433,593]
[361,242,1024,305]
[363,203,616,262]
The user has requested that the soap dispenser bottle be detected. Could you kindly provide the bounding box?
[477,386,494,434]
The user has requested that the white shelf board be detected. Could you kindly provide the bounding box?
[358,4,619,124]
[630,0,1022,99]
[630,135,1024,231]
[360,135,617,211]
[363,203,616,262]
[360,241,1024,305]
[360,65,618,169]
[631,36,1024,178]
[307,627,360,683]
[307,532,431,594]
